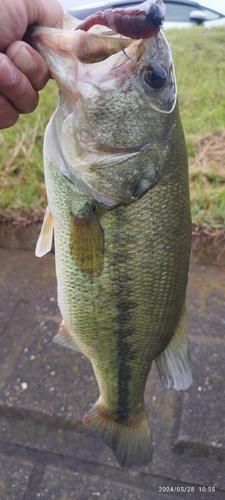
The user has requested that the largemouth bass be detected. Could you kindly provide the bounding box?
[32,14,192,468]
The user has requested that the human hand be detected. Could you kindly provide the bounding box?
[0,0,63,129]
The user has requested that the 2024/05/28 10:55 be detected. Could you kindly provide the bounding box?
[159,486,216,492]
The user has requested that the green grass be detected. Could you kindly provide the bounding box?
[191,170,225,227]
[167,27,225,134]
[0,27,225,236]
[0,80,57,215]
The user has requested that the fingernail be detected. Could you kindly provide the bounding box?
[13,46,34,72]
[0,58,16,84]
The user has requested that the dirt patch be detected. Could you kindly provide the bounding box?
[188,129,225,177]
[0,210,44,229]
[191,223,225,265]
[188,129,225,262]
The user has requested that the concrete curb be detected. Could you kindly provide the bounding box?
[0,222,224,265]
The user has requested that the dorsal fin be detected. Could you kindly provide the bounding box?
[35,206,53,257]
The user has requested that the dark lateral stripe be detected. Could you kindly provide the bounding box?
[111,209,136,421]
[116,304,135,421]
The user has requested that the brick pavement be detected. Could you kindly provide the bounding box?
[0,247,225,499]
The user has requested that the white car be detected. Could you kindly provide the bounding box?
[61,0,225,29]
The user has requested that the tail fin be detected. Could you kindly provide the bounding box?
[82,397,152,468]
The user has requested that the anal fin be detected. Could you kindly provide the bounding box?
[155,303,192,391]
[35,206,53,257]
[53,320,81,352]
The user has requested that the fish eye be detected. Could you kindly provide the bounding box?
[144,64,167,90]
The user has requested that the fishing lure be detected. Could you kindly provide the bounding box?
[76,0,165,39]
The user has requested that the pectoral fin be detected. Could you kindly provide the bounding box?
[35,206,53,257]
[70,204,104,277]
[155,303,192,391]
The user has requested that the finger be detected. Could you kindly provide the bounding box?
[30,0,64,29]
[6,41,49,91]
[0,94,19,129]
[0,54,39,115]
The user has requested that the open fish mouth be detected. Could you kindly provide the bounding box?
[31,14,176,114]
[31,15,134,64]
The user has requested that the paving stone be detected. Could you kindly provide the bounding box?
[0,313,116,466]
[175,337,225,457]
[0,318,98,422]
[36,465,180,500]
[187,263,225,339]
[0,249,57,339]
[147,385,224,488]
[0,453,33,500]
[0,301,38,393]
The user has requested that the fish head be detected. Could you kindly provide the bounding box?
[31,17,179,206]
